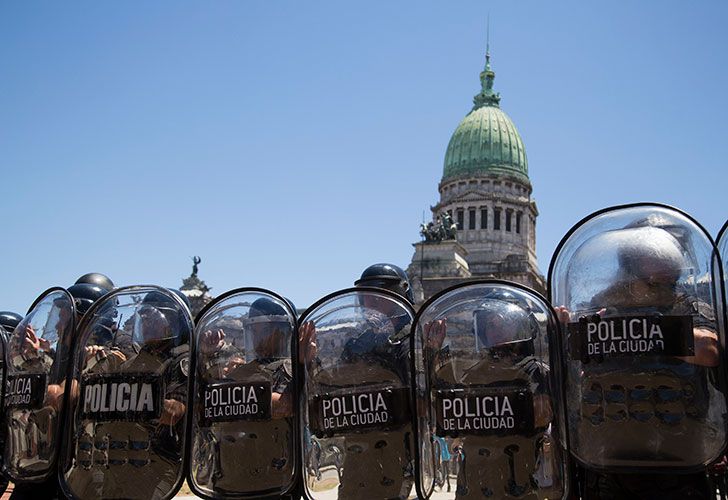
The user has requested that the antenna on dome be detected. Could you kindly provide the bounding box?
[486,13,490,57]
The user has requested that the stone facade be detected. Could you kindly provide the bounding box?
[407,48,545,307]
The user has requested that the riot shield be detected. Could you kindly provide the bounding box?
[2,287,76,483]
[412,281,568,500]
[713,222,728,498]
[187,288,298,499]
[548,203,727,473]
[59,285,193,500]
[299,287,416,500]
[718,220,728,317]
[0,327,9,494]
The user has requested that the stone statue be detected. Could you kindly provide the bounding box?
[441,212,457,240]
[182,256,213,317]
[420,213,458,243]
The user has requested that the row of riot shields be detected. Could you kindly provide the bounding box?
[0,281,567,499]
[0,202,727,499]
[299,283,571,500]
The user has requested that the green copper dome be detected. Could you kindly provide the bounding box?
[442,52,529,185]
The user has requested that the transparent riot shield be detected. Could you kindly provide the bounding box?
[2,287,75,483]
[549,203,727,472]
[0,327,9,494]
[299,287,416,500]
[718,220,728,312]
[59,285,193,500]
[413,281,568,500]
[187,288,298,499]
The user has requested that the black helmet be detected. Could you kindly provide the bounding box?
[75,273,114,291]
[355,263,414,304]
[475,287,539,351]
[249,297,288,319]
[141,288,187,340]
[141,289,185,312]
[169,288,191,310]
[0,311,23,334]
[67,283,109,316]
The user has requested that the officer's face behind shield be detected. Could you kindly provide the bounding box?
[474,300,534,351]
[359,290,401,317]
[243,315,290,361]
[133,305,172,348]
[614,227,687,308]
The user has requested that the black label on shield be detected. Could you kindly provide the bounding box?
[201,381,271,425]
[80,373,163,421]
[435,388,534,437]
[309,387,410,437]
[568,315,695,362]
[5,373,47,409]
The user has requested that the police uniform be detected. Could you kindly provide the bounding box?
[432,342,561,500]
[192,351,295,496]
[311,310,414,500]
[575,290,717,500]
[6,345,55,474]
[64,343,188,499]
[0,329,9,494]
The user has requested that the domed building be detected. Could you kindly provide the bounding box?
[407,47,545,305]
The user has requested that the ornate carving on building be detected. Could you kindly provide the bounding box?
[407,45,545,306]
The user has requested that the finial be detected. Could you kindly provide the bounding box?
[485,13,491,70]
[473,17,500,109]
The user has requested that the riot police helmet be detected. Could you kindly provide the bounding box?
[134,303,173,346]
[355,263,414,304]
[75,272,114,291]
[0,311,23,334]
[169,288,191,310]
[67,283,109,317]
[138,288,185,339]
[474,288,538,351]
[617,227,686,288]
[243,297,292,360]
[589,226,690,310]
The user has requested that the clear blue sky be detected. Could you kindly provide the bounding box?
[1,1,726,314]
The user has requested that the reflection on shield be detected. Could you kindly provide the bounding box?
[2,288,75,484]
[188,289,298,499]
[412,281,567,500]
[59,286,192,500]
[549,203,727,472]
[300,288,416,500]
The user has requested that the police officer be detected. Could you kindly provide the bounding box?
[351,263,415,499]
[0,312,22,494]
[6,292,75,500]
[194,296,295,496]
[300,265,415,499]
[423,289,562,499]
[9,281,113,500]
[63,289,189,499]
[552,215,721,500]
